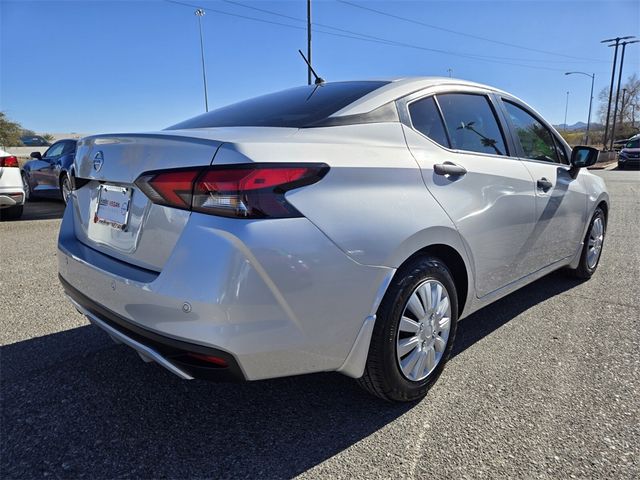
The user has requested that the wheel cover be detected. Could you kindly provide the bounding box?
[62,177,71,204]
[396,279,452,382]
[587,216,604,269]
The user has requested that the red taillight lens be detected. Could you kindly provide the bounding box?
[0,156,19,168]
[135,169,200,209]
[135,163,328,218]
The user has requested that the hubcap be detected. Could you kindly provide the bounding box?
[396,280,452,382]
[62,177,71,204]
[587,217,604,269]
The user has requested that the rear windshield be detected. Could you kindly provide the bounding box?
[167,81,389,129]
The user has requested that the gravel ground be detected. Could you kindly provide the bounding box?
[1,170,638,479]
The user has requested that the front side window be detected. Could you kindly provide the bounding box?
[436,93,507,156]
[408,96,450,147]
[503,100,560,163]
[44,142,65,159]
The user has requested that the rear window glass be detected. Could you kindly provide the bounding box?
[167,81,389,129]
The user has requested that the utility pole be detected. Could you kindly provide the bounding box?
[565,72,595,145]
[307,0,312,85]
[195,8,209,112]
[620,88,627,128]
[447,68,453,78]
[610,39,638,149]
[563,91,570,132]
[602,36,634,149]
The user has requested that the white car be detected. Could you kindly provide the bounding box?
[0,148,25,220]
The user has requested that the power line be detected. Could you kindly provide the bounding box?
[338,0,610,63]
[222,0,602,65]
[162,0,596,73]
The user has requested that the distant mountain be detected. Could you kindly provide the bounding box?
[554,121,604,131]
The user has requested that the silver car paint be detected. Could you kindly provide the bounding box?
[59,77,609,381]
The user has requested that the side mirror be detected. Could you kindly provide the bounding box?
[570,146,598,175]
[30,152,42,160]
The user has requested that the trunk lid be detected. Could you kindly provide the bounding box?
[72,133,223,271]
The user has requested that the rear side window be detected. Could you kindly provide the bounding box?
[167,81,389,129]
[408,96,450,147]
[503,100,560,163]
[437,93,507,156]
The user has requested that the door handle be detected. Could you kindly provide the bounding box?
[537,178,553,192]
[434,162,467,177]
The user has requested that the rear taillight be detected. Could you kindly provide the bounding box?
[135,163,328,219]
[0,156,19,168]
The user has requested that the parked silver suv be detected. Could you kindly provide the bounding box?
[59,78,608,401]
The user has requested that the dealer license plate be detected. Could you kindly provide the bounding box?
[93,185,132,231]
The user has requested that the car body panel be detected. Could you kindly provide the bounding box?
[22,140,77,199]
[0,149,26,209]
[58,77,609,382]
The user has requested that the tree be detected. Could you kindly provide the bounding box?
[597,73,640,139]
[42,133,55,143]
[0,112,23,147]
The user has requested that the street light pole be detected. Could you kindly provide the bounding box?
[610,39,638,150]
[563,91,570,133]
[565,71,595,145]
[195,8,209,112]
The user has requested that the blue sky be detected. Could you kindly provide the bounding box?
[1,0,639,133]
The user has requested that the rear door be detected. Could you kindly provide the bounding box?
[498,98,587,267]
[400,88,538,297]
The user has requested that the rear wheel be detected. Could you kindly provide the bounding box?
[567,207,606,279]
[0,205,23,221]
[60,175,71,204]
[358,255,458,402]
[21,173,30,201]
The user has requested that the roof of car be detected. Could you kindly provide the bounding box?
[332,76,509,117]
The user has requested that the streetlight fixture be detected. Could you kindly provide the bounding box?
[565,71,595,145]
[195,8,209,112]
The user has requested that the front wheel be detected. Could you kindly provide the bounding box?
[567,207,606,279]
[357,256,458,402]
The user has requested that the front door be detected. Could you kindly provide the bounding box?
[499,99,587,268]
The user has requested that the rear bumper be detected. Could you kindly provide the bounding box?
[61,275,245,381]
[58,198,393,381]
[0,192,25,207]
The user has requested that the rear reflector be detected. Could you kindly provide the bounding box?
[186,352,229,367]
[135,163,328,218]
[0,156,19,168]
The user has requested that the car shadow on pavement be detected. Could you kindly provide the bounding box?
[452,270,582,358]
[1,271,583,479]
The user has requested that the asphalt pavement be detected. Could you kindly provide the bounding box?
[1,169,638,479]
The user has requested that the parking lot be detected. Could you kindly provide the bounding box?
[1,169,638,479]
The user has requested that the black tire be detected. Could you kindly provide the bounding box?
[357,255,459,402]
[567,207,606,280]
[618,163,625,170]
[60,175,71,204]
[0,205,23,221]
[21,173,30,201]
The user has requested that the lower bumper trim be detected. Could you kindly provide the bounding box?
[60,274,246,382]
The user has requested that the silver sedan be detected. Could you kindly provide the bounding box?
[58,77,608,401]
